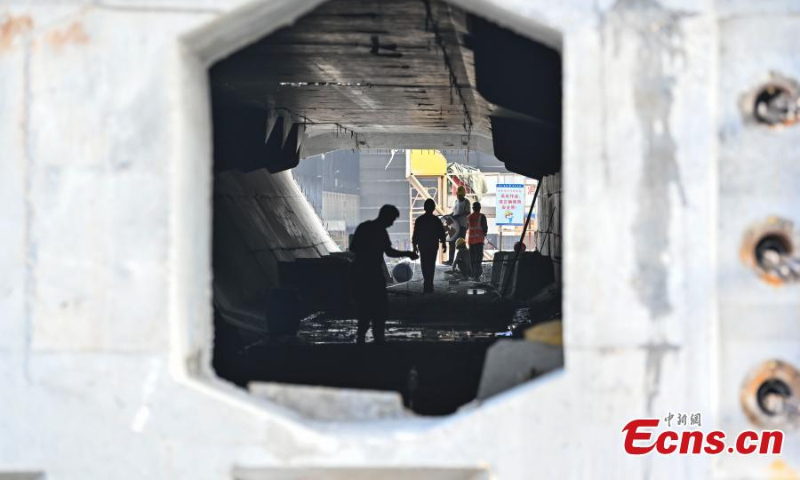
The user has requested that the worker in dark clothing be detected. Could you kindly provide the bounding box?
[412,199,447,293]
[467,201,489,281]
[445,185,470,265]
[350,205,418,344]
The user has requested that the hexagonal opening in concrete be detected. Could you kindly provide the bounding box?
[206,0,562,418]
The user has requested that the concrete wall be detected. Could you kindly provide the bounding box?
[716,8,800,474]
[359,150,412,248]
[0,1,798,479]
[293,150,362,218]
[213,169,336,326]
[536,172,561,283]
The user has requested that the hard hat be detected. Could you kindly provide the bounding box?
[456,238,467,248]
[456,185,466,196]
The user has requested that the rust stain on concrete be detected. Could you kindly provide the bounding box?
[770,460,799,480]
[0,14,33,51]
[46,21,90,49]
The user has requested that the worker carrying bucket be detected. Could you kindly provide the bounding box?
[467,201,489,281]
[350,204,418,344]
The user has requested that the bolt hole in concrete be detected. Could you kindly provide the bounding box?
[741,360,800,429]
[753,83,800,127]
[755,233,792,270]
[757,379,792,416]
[755,234,791,260]
[741,218,799,285]
[209,0,563,417]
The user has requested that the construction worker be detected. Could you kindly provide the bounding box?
[412,199,447,293]
[445,185,470,265]
[450,238,472,279]
[467,201,489,280]
[351,205,418,344]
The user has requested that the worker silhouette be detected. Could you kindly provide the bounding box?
[445,185,470,265]
[412,199,447,293]
[351,204,418,344]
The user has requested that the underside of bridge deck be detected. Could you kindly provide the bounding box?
[209,0,563,416]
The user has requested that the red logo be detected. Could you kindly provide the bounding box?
[623,419,783,455]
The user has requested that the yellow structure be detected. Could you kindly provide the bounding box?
[408,149,447,176]
[523,320,563,346]
[406,149,493,261]
[407,150,448,261]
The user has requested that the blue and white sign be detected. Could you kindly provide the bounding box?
[496,183,525,226]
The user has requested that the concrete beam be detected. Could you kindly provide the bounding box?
[299,127,495,158]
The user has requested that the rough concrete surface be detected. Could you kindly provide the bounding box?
[476,340,563,400]
[0,0,798,479]
[248,382,411,421]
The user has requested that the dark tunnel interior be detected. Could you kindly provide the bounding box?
[209,0,563,416]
